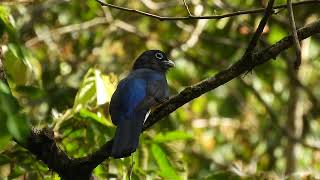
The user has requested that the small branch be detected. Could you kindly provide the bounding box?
[244,0,275,56]
[287,0,302,69]
[182,0,192,16]
[95,0,320,21]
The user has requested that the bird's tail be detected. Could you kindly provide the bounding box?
[111,111,146,158]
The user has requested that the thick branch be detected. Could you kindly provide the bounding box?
[96,0,320,21]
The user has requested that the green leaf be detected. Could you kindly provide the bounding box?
[0,80,10,94]
[94,69,117,106]
[151,144,181,180]
[0,81,19,115]
[78,108,112,126]
[95,69,108,105]
[6,114,30,143]
[3,44,30,85]
[0,83,12,150]
[0,124,11,150]
[73,69,96,110]
[0,80,30,146]
[0,6,15,38]
[154,131,193,143]
[0,134,11,151]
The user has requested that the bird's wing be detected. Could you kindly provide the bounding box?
[146,79,169,104]
[109,78,148,124]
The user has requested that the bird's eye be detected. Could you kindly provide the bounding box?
[155,52,164,60]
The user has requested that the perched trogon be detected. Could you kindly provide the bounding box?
[109,50,175,158]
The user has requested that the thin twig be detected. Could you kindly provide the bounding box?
[287,0,302,69]
[182,0,192,16]
[95,0,320,21]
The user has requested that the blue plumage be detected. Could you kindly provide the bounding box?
[109,50,174,158]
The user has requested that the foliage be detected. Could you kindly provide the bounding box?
[0,0,320,179]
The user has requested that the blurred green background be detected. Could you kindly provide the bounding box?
[0,0,320,179]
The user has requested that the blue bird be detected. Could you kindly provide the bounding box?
[109,50,175,158]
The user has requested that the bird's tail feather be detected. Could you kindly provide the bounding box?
[111,111,146,158]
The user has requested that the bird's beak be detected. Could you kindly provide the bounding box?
[164,59,175,68]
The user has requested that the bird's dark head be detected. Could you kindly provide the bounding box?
[132,50,175,72]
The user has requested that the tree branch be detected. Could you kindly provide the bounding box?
[244,0,274,56]
[95,0,320,21]
[182,0,192,16]
[287,0,302,69]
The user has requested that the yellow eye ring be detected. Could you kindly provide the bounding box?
[155,52,164,60]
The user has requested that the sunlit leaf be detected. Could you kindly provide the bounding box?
[94,69,116,105]
[0,6,15,39]
[3,44,30,86]
[95,69,108,105]
[78,108,112,127]
[73,69,96,111]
